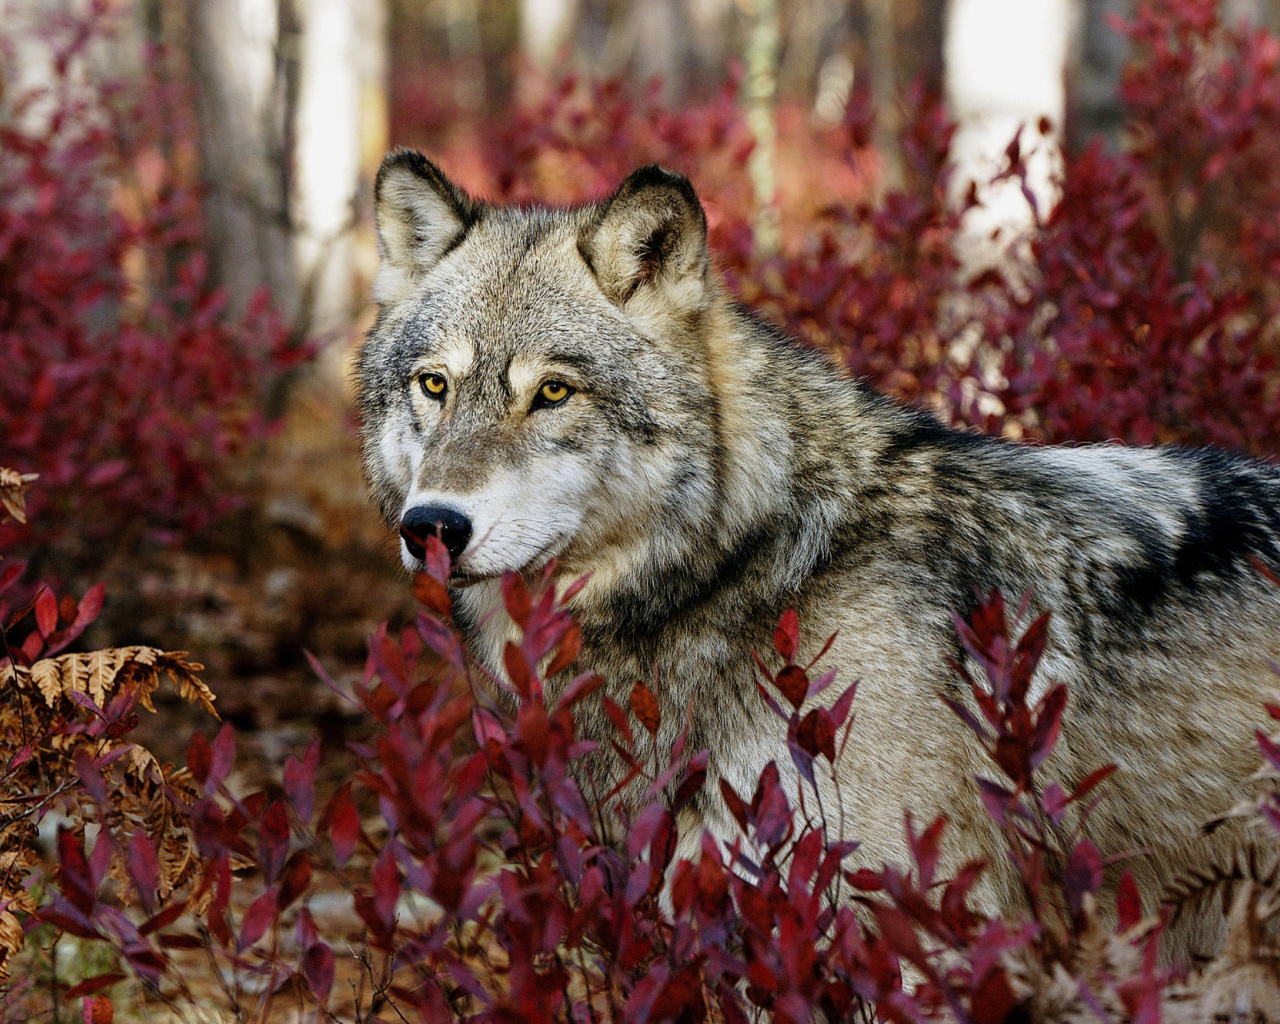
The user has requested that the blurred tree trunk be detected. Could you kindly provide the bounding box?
[744,0,781,257]
[865,0,901,188]
[944,0,1072,269]
[1067,0,1128,153]
[519,0,579,67]
[186,0,386,342]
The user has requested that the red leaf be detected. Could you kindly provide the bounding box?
[412,572,451,617]
[423,533,451,583]
[773,608,799,663]
[258,800,290,883]
[126,833,158,915]
[994,735,1030,786]
[544,620,582,678]
[1064,839,1103,916]
[35,586,57,637]
[84,459,127,488]
[796,708,836,761]
[1072,763,1118,802]
[80,994,115,1024]
[719,778,749,832]
[304,648,356,706]
[283,740,319,823]
[751,761,792,847]
[209,722,236,791]
[418,612,466,674]
[277,851,312,910]
[186,732,211,786]
[558,572,592,604]
[503,642,534,699]
[554,671,604,712]
[774,665,809,711]
[1116,869,1142,931]
[0,559,26,596]
[828,680,858,728]
[71,583,104,631]
[5,590,40,632]
[602,696,634,746]
[514,702,550,766]
[1010,611,1051,703]
[1042,781,1069,824]
[157,934,203,950]
[1030,684,1067,768]
[673,750,708,811]
[472,706,507,752]
[1259,729,1280,772]
[501,572,531,628]
[295,907,318,947]
[303,942,335,1005]
[629,682,660,736]
[372,846,400,930]
[970,966,1017,1024]
[66,975,123,999]
[139,901,188,937]
[326,785,360,866]
[238,888,277,951]
[908,813,948,888]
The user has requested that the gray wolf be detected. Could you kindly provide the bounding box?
[357,149,1280,950]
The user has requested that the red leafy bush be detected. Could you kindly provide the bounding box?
[15,534,1173,1022]
[0,6,303,563]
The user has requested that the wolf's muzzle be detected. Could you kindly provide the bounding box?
[400,505,472,564]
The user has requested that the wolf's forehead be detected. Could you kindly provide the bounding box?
[407,217,607,354]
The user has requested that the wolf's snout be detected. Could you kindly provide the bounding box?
[400,505,472,564]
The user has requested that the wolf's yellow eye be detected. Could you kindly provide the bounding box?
[419,373,447,399]
[532,380,574,410]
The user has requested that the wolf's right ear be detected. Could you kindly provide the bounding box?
[580,165,710,318]
[373,150,478,304]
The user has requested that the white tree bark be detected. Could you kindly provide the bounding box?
[519,0,580,68]
[944,0,1073,269]
[187,0,385,340]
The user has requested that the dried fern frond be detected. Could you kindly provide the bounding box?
[1164,883,1280,1023]
[3,646,216,717]
[1162,844,1280,923]
[0,468,38,525]
[0,645,217,980]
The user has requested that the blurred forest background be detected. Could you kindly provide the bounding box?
[5,0,1280,762]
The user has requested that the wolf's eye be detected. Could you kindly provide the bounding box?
[419,373,447,400]
[532,380,574,411]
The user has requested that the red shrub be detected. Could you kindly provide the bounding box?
[21,541,1161,1023]
[0,5,303,562]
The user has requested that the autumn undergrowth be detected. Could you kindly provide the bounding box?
[7,0,1280,1021]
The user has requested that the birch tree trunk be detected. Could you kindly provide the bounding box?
[519,0,580,68]
[944,0,1072,270]
[186,0,386,341]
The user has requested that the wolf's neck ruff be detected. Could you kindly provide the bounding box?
[358,150,1280,960]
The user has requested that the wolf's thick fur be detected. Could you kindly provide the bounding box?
[358,151,1280,950]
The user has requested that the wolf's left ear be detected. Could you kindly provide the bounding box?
[581,165,710,316]
[373,150,479,303]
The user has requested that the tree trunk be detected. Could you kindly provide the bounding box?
[519,0,580,68]
[186,0,386,341]
[944,0,1073,270]
[1066,0,1129,153]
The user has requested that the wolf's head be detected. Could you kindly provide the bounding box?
[358,152,735,587]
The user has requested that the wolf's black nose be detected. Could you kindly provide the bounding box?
[400,505,472,563]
